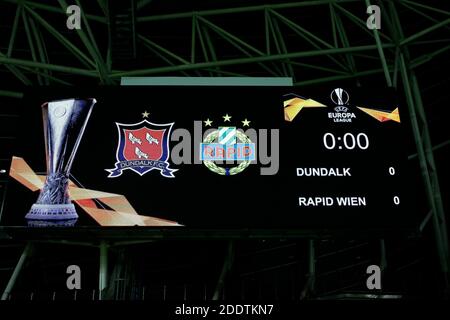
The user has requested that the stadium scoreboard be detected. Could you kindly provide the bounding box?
[0,86,411,232]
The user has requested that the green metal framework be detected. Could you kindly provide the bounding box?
[0,1,448,87]
[0,0,449,297]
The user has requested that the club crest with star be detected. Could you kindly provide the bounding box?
[106,112,177,178]
[200,114,255,176]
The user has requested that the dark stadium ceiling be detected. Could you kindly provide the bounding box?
[0,0,448,87]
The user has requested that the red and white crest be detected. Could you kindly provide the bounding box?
[107,120,176,177]
[123,128,165,161]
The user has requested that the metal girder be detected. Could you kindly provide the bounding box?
[409,140,450,160]
[385,2,449,287]
[380,4,449,283]
[0,90,23,98]
[212,241,234,300]
[59,0,110,83]
[99,241,109,300]
[400,18,450,47]
[111,44,396,78]
[330,3,359,82]
[137,0,359,22]
[24,5,97,69]
[1,243,33,300]
[196,14,282,77]
[0,56,97,76]
[0,1,448,85]
[4,0,107,23]
[300,240,316,299]
[365,0,392,86]
[399,53,449,276]
[0,52,32,85]
[400,0,450,16]
[7,4,22,57]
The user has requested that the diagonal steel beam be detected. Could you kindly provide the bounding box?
[411,44,450,69]
[329,3,338,48]
[268,11,294,78]
[138,36,191,76]
[190,15,197,64]
[269,8,350,72]
[387,0,449,287]
[400,2,450,33]
[294,65,391,86]
[24,5,96,69]
[400,0,450,16]
[201,21,218,66]
[111,44,395,78]
[365,0,392,86]
[409,140,450,160]
[0,56,97,77]
[58,0,110,83]
[1,243,33,300]
[399,18,450,47]
[334,2,392,42]
[4,0,107,23]
[15,65,72,85]
[96,0,108,16]
[74,0,106,60]
[212,241,234,300]
[287,60,347,75]
[195,16,212,76]
[21,6,43,84]
[399,53,449,277]
[197,16,282,76]
[270,9,334,49]
[261,11,286,76]
[7,5,22,57]
[99,241,108,300]
[138,35,189,64]
[29,13,50,85]
[137,0,359,22]
[0,90,23,98]
[0,52,32,85]
[331,4,360,82]
[137,0,153,10]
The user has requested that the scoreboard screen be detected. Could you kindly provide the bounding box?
[0,86,413,232]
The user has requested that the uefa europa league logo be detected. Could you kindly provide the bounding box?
[331,88,349,112]
[25,98,96,222]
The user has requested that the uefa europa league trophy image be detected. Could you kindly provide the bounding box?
[25,98,96,222]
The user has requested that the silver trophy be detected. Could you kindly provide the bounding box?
[25,98,96,221]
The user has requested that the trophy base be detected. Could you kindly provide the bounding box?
[27,219,77,227]
[25,203,78,220]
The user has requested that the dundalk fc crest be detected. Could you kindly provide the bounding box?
[107,119,177,178]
